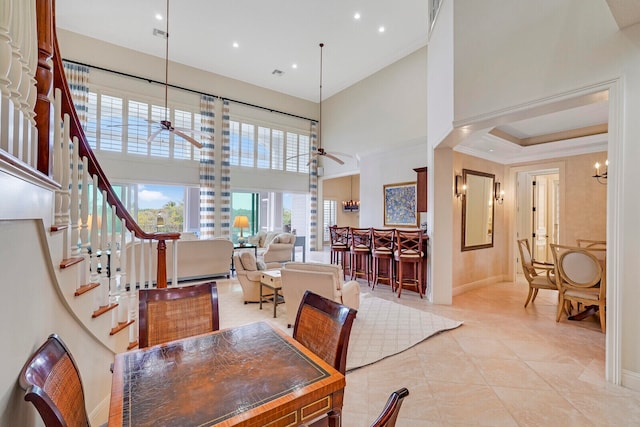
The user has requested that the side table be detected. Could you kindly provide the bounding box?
[260,270,283,318]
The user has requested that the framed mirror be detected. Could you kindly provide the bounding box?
[461,169,495,251]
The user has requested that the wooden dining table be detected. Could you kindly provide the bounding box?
[108,321,345,427]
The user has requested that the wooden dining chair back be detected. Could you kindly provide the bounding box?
[550,244,606,332]
[394,229,424,298]
[293,290,357,374]
[370,388,410,427]
[139,281,219,348]
[350,227,373,284]
[19,334,90,427]
[517,238,556,307]
[371,228,396,290]
[576,239,606,249]
[329,225,351,278]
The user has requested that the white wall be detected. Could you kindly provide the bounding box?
[0,179,114,425]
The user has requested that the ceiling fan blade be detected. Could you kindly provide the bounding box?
[146,127,165,144]
[173,126,212,137]
[173,129,204,149]
[329,151,353,159]
[323,152,345,165]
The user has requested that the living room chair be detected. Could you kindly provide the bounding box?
[394,229,424,298]
[350,227,373,284]
[293,290,357,375]
[19,334,91,427]
[371,228,396,291]
[234,252,281,303]
[517,238,556,307]
[138,282,220,348]
[281,262,360,328]
[329,225,351,279]
[370,388,410,427]
[550,243,606,332]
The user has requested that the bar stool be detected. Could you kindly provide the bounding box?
[394,229,424,298]
[350,227,372,285]
[371,228,396,291]
[329,225,350,279]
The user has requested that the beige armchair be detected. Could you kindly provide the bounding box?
[247,231,296,263]
[233,252,281,303]
[280,262,360,328]
[517,238,556,307]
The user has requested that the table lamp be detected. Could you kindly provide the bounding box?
[233,215,250,245]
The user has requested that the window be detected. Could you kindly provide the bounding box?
[85,89,202,161]
[323,200,337,244]
[229,118,309,173]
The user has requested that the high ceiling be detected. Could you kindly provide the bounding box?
[55,0,429,102]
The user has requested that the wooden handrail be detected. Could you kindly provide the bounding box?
[36,0,179,287]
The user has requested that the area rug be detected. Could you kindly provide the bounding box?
[345,293,463,371]
[216,280,463,372]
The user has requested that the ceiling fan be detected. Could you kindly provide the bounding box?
[146,0,205,149]
[289,43,351,165]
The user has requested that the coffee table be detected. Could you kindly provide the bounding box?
[260,270,283,318]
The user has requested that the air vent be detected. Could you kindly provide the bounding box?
[272,69,284,76]
[153,28,168,38]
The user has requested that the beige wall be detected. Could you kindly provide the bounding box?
[452,153,507,292]
[322,175,360,229]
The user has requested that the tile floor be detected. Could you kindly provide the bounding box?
[229,249,640,426]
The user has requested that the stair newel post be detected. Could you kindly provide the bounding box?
[89,174,100,284]
[138,237,146,289]
[80,156,90,283]
[172,239,178,287]
[156,238,168,289]
[146,240,153,288]
[99,189,109,307]
[69,136,80,259]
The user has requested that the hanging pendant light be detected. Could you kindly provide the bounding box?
[342,175,360,212]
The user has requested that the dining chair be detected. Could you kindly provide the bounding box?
[329,225,351,279]
[19,334,91,427]
[293,290,357,375]
[371,228,396,291]
[370,388,410,427]
[550,244,606,332]
[576,239,606,249]
[350,227,373,285]
[138,281,220,348]
[517,238,557,307]
[394,229,424,298]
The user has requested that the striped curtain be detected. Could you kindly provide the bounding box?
[308,121,318,252]
[219,100,232,238]
[62,61,90,129]
[199,95,215,239]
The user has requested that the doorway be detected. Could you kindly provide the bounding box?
[516,169,560,264]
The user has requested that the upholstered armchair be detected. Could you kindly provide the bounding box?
[234,252,281,303]
[262,233,296,263]
[280,262,360,328]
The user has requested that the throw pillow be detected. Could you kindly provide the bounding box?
[256,260,267,270]
[240,251,258,271]
[264,231,279,246]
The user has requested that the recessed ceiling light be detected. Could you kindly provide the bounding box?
[378,25,385,33]
[354,12,361,20]
[155,13,163,21]
[232,42,239,48]
[292,64,298,69]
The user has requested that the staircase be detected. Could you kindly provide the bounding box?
[1,0,180,356]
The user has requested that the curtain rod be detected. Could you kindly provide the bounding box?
[63,59,316,122]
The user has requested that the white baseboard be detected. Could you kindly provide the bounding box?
[622,369,640,392]
[90,395,110,426]
[453,275,506,296]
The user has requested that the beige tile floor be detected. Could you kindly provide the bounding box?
[227,248,640,426]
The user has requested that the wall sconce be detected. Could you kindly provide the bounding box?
[455,174,466,198]
[494,182,504,205]
[593,160,608,185]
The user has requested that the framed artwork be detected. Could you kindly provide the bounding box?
[383,181,418,227]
